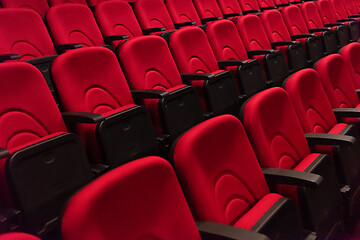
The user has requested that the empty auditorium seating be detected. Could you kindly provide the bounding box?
[0,233,40,240]
[235,14,290,86]
[165,0,202,26]
[1,0,49,18]
[281,5,325,64]
[0,62,91,235]
[61,156,270,240]
[340,42,360,89]
[169,27,239,115]
[118,35,204,139]
[172,114,311,239]
[300,1,348,49]
[192,0,223,23]
[48,0,87,6]
[241,87,343,239]
[51,47,158,167]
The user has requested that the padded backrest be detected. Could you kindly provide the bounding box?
[0,9,56,61]
[193,0,223,19]
[0,233,41,240]
[1,0,49,17]
[118,36,183,90]
[284,69,338,133]
[273,0,289,5]
[315,54,360,108]
[52,47,134,115]
[235,14,272,50]
[300,2,325,29]
[48,0,87,6]
[242,87,311,169]
[86,0,110,7]
[238,0,260,12]
[345,0,359,15]
[95,1,143,39]
[0,62,66,152]
[134,0,175,31]
[260,10,292,42]
[329,0,349,20]
[281,5,309,35]
[62,156,201,240]
[316,0,338,24]
[173,114,269,225]
[217,0,242,15]
[206,20,249,61]
[340,42,360,89]
[257,0,276,9]
[169,27,220,73]
[165,0,202,26]
[46,4,105,47]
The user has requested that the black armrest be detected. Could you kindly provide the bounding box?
[103,35,129,43]
[181,73,214,81]
[242,10,260,15]
[61,112,105,124]
[217,59,247,68]
[196,221,270,240]
[90,163,109,177]
[0,54,20,62]
[131,89,169,99]
[291,34,316,40]
[324,23,344,27]
[201,17,222,24]
[174,22,196,28]
[142,27,166,35]
[0,147,10,159]
[262,168,323,187]
[337,19,356,22]
[356,89,360,99]
[305,132,356,147]
[270,41,298,48]
[260,6,276,10]
[223,13,241,18]
[247,49,276,57]
[308,28,331,33]
[56,43,82,54]
[333,108,360,118]
[349,14,360,18]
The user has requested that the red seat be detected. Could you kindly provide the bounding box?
[193,0,224,23]
[241,87,343,239]
[1,0,49,17]
[48,0,87,6]
[256,0,277,11]
[238,0,262,14]
[0,233,41,240]
[169,26,239,115]
[340,42,360,89]
[216,0,243,18]
[172,114,304,239]
[51,47,158,167]
[165,0,202,26]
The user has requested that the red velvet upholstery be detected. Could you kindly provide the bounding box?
[330,0,354,20]
[257,0,276,10]
[134,0,175,31]
[0,233,41,240]
[273,0,289,7]
[282,5,310,36]
[217,0,242,16]
[1,0,49,17]
[86,0,118,7]
[300,2,328,29]
[340,42,360,89]
[62,156,201,240]
[0,9,56,61]
[48,0,87,6]
[193,0,223,20]
[173,114,282,230]
[315,54,360,109]
[95,1,142,48]
[46,4,105,47]
[118,36,186,133]
[345,0,360,15]
[165,0,202,26]
[238,0,261,12]
[51,47,135,163]
[261,10,292,42]
[316,0,340,25]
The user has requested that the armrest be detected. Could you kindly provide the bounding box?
[181,73,214,81]
[291,34,316,40]
[55,43,82,54]
[333,108,360,118]
[196,221,270,240]
[242,10,260,14]
[305,132,356,147]
[61,112,105,124]
[201,17,222,24]
[103,35,129,43]
[337,19,356,22]
[356,89,360,99]
[90,163,109,177]
[262,168,323,188]
[174,21,196,28]
[218,59,247,68]
[0,207,20,232]
[247,49,276,57]
[260,6,276,10]
[0,147,10,159]
[223,13,241,18]
[142,27,166,35]
[349,14,360,18]
[324,23,344,27]
[131,89,169,99]
[270,41,298,47]
[308,28,331,33]
[0,54,20,62]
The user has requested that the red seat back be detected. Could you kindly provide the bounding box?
[300,2,325,29]
[48,0,87,6]
[282,5,309,35]
[1,0,49,17]
[340,42,360,89]
[257,0,276,10]
[217,0,242,15]
[165,0,202,26]
[238,0,261,12]
[316,0,338,25]
[0,233,41,240]
[260,9,292,42]
[193,0,223,20]
[329,0,349,20]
